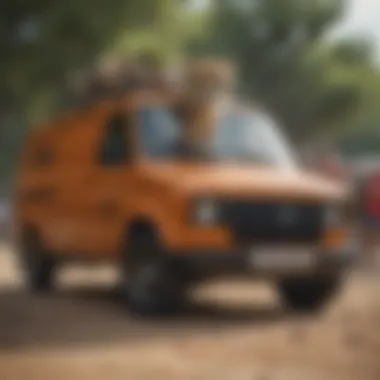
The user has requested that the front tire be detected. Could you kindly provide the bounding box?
[121,226,185,316]
[277,276,341,313]
[20,229,56,293]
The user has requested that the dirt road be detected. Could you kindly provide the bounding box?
[0,243,379,380]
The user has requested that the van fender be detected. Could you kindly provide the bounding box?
[123,200,182,251]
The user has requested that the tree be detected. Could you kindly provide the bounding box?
[0,0,168,182]
[188,0,378,142]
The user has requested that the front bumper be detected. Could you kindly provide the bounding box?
[171,244,358,279]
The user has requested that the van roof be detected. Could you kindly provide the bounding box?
[29,88,175,135]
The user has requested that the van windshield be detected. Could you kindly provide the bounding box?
[137,106,297,168]
[211,111,297,168]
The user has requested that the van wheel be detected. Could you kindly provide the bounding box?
[122,226,184,316]
[21,229,56,293]
[277,276,341,313]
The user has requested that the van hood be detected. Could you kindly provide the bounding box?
[142,162,348,202]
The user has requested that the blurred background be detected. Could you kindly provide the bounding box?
[1,0,380,197]
[0,1,380,380]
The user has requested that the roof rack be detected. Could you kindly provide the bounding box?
[63,57,237,110]
[64,56,176,107]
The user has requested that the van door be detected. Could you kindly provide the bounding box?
[79,111,135,257]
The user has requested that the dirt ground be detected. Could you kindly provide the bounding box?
[0,242,379,380]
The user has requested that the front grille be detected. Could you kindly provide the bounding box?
[220,200,324,245]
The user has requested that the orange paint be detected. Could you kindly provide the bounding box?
[13,89,349,262]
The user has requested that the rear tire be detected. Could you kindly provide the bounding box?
[20,229,56,293]
[278,276,341,313]
[121,226,185,316]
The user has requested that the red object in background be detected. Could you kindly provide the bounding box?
[366,172,380,217]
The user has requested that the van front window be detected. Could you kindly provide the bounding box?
[138,106,297,168]
[212,111,297,168]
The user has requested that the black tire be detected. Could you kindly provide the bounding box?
[20,229,56,293]
[121,225,185,317]
[278,276,341,313]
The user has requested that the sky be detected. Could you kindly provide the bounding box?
[334,0,380,53]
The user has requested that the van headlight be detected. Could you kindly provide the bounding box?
[193,198,219,225]
[324,205,343,226]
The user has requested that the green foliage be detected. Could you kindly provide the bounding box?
[1,1,161,101]
[339,121,380,157]
[189,0,379,142]
[0,0,167,182]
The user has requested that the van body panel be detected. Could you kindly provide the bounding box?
[14,92,351,270]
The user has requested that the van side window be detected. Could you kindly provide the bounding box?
[138,106,181,158]
[99,114,130,165]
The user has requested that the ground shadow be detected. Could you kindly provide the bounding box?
[0,284,296,352]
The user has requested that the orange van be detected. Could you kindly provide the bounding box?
[14,88,356,316]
